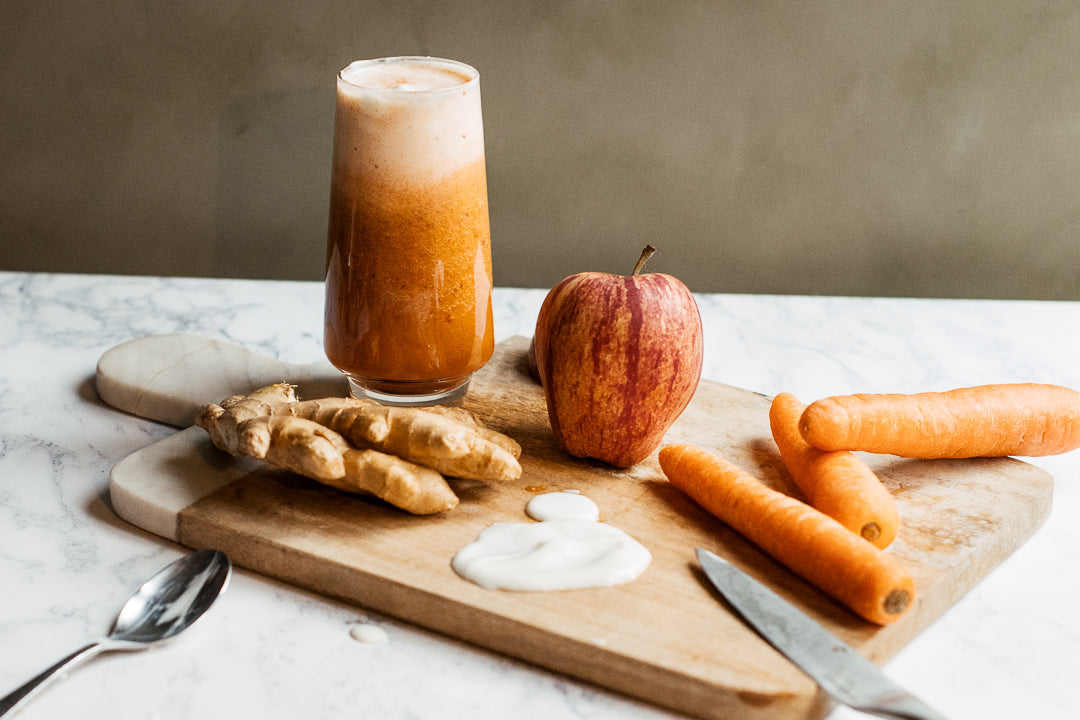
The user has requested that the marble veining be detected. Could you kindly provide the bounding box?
[1,271,1079,719]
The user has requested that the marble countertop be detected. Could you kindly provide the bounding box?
[1,270,1077,720]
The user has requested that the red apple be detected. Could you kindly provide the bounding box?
[532,246,703,467]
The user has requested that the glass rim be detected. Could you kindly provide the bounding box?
[337,56,479,94]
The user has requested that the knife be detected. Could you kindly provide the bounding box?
[696,548,949,720]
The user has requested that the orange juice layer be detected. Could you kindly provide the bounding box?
[324,157,493,384]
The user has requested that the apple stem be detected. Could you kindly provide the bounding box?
[632,245,657,276]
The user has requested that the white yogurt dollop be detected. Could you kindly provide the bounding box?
[452,491,651,591]
[526,490,599,522]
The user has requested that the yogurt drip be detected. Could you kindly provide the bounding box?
[349,623,390,644]
[452,491,651,591]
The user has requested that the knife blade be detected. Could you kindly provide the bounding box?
[695,548,949,720]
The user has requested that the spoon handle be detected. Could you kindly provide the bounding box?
[0,642,105,717]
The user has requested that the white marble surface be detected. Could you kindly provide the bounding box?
[1,270,1078,720]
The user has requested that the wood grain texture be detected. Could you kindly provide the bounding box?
[119,336,1051,720]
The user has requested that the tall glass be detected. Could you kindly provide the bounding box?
[324,57,494,406]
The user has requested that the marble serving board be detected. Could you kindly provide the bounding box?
[98,334,1053,720]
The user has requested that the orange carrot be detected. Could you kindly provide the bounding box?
[799,383,1080,459]
[770,393,899,549]
[659,443,915,625]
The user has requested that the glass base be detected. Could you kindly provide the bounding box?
[345,373,472,407]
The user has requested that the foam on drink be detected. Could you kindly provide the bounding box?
[333,57,485,183]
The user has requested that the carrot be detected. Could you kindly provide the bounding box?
[770,393,899,549]
[658,443,915,625]
[799,383,1080,459]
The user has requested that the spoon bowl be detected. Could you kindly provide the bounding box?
[0,549,231,716]
[110,549,231,644]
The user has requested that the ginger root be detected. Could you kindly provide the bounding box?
[346,403,522,483]
[194,384,522,515]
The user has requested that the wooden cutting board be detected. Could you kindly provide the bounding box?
[99,334,1053,720]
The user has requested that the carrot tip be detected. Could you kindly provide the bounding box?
[884,588,911,616]
[860,522,881,542]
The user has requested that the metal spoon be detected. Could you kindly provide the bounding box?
[0,549,231,717]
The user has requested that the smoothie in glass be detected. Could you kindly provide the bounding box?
[324,57,494,405]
